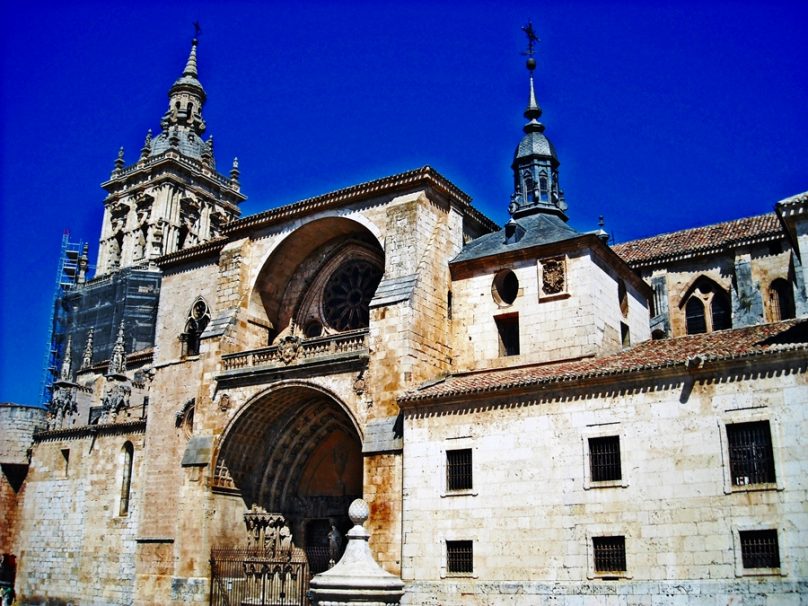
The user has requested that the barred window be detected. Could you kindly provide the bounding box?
[446,540,473,574]
[446,449,472,491]
[740,530,780,569]
[589,436,622,482]
[593,536,626,573]
[727,421,776,486]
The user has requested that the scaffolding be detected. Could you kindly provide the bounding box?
[39,231,87,406]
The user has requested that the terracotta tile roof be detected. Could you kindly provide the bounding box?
[400,320,807,404]
[612,213,782,267]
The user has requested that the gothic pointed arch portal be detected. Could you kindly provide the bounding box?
[214,383,362,562]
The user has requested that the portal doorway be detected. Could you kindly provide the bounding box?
[212,383,362,567]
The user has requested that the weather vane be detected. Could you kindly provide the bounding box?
[521,21,539,73]
[521,21,539,57]
[194,21,202,39]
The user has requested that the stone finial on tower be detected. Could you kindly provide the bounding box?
[202,136,214,166]
[108,322,127,376]
[140,129,153,160]
[112,147,125,176]
[59,336,74,382]
[81,329,94,370]
[230,157,240,189]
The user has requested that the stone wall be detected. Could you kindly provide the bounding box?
[642,241,795,337]
[400,363,807,603]
[15,426,145,605]
[0,404,47,555]
[451,246,649,371]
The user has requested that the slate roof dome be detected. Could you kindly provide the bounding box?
[149,130,208,160]
[514,129,557,162]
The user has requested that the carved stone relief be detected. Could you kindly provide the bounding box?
[541,256,566,296]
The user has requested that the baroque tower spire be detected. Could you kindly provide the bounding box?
[96,28,245,277]
[509,22,567,220]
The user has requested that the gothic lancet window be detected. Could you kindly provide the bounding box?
[120,442,134,516]
[539,172,549,201]
[523,171,536,202]
[683,277,731,335]
[181,298,211,357]
[686,297,707,334]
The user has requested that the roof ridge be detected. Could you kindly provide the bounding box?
[614,211,778,248]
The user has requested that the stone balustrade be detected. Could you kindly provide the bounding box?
[220,328,369,373]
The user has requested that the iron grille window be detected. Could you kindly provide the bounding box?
[589,436,622,482]
[593,536,626,573]
[740,530,780,569]
[446,448,472,491]
[727,421,776,485]
[446,540,473,574]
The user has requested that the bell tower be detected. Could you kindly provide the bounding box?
[96,34,246,276]
[508,22,567,220]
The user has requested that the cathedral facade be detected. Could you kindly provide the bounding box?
[1,34,807,606]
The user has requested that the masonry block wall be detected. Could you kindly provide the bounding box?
[16,429,145,606]
[400,364,808,605]
[451,244,649,372]
[0,405,47,555]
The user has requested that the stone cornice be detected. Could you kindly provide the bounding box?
[101,151,245,211]
[155,237,228,269]
[223,166,498,237]
[34,419,147,442]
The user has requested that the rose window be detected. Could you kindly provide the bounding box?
[323,260,383,331]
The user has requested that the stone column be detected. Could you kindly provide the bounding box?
[308,499,404,606]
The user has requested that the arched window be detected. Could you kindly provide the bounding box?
[685,297,707,334]
[711,289,731,330]
[683,277,731,335]
[539,173,549,202]
[181,298,211,357]
[120,442,134,516]
[769,279,795,321]
[523,172,536,202]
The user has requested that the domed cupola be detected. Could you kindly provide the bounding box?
[509,22,567,221]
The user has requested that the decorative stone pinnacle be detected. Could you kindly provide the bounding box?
[59,336,73,382]
[108,322,127,376]
[230,157,240,183]
[113,147,125,173]
[140,129,152,158]
[81,329,94,370]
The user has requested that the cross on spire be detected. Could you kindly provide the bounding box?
[522,21,539,61]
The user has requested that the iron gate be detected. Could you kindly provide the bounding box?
[210,548,310,606]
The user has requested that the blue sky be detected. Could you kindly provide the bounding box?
[1,1,806,405]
